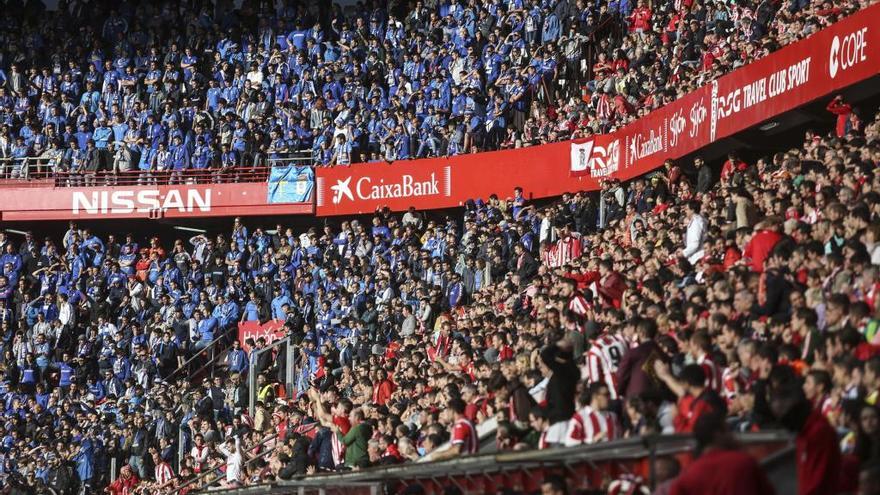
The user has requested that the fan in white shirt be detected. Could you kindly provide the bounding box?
[219,436,243,485]
[682,200,707,265]
[57,295,74,328]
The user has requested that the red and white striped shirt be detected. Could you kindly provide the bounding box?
[721,365,747,404]
[696,353,722,392]
[551,235,583,268]
[596,93,614,121]
[155,461,174,485]
[451,417,479,454]
[585,333,628,400]
[568,293,590,317]
[565,405,621,446]
[331,416,351,466]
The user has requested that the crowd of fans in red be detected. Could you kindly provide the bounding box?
[3,94,871,495]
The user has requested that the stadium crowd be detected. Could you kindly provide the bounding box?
[0,0,878,494]
[0,0,871,179]
[0,94,876,495]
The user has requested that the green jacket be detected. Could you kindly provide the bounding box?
[342,423,371,467]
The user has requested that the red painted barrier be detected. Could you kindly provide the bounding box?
[0,182,312,221]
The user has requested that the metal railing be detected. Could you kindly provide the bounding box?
[194,432,793,495]
[176,430,282,495]
[142,338,298,494]
[164,331,231,384]
[0,152,312,187]
[248,337,297,416]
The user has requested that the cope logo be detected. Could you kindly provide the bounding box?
[829,27,868,79]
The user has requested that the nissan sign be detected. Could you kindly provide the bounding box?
[72,188,212,215]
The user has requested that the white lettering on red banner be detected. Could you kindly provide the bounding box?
[627,123,665,166]
[689,99,707,139]
[330,166,451,204]
[238,320,286,352]
[829,27,869,79]
[315,3,880,216]
[669,109,685,148]
[72,189,212,215]
[713,57,811,131]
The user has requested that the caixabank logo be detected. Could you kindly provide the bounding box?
[625,123,665,168]
[317,166,452,207]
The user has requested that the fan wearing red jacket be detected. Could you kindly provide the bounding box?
[628,0,652,32]
[563,258,600,292]
[596,259,626,309]
[720,152,749,184]
[742,219,783,273]
[372,368,395,406]
[827,95,853,138]
[769,365,841,495]
[655,362,727,433]
[105,464,140,495]
[691,331,722,392]
[670,412,776,495]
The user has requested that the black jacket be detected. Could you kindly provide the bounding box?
[509,250,539,284]
[540,346,579,424]
[754,267,793,318]
[696,165,713,194]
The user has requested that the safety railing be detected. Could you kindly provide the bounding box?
[0,152,312,188]
[164,330,232,384]
[248,338,297,416]
[193,431,793,495]
[175,428,282,494]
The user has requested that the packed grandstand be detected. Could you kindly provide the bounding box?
[0,0,879,494]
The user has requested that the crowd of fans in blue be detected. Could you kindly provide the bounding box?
[0,0,862,179]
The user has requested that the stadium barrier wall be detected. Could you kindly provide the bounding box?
[0,161,314,221]
[197,432,792,495]
[0,181,314,221]
[315,3,880,216]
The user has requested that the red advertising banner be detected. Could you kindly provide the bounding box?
[709,6,875,141]
[316,142,597,215]
[316,4,880,216]
[0,182,313,221]
[237,319,287,352]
